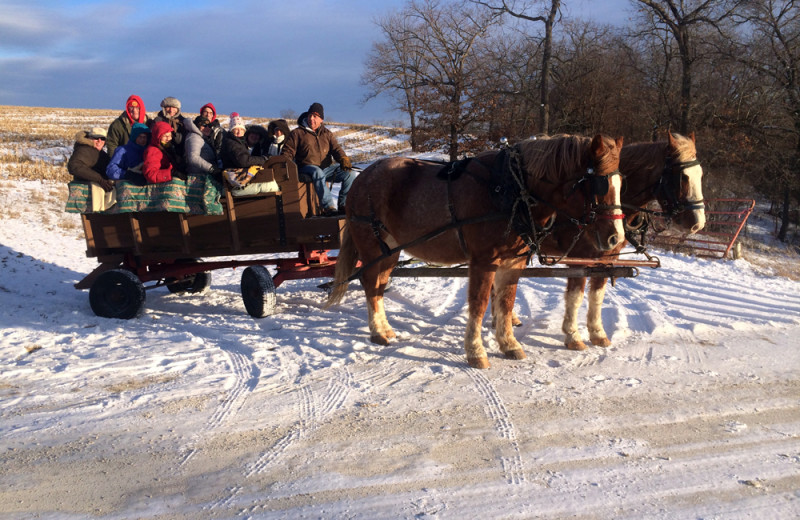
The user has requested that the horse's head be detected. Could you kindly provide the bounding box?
[657,132,706,234]
[575,134,626,252]
[516,134,625,253]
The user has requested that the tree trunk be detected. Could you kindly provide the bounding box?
[778,187,790,242]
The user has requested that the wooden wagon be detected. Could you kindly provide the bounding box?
[75,156,344,319]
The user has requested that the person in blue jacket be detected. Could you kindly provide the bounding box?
[106,123,151,184]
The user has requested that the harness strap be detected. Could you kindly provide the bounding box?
[445,165,471,257]
[344,211,507,284]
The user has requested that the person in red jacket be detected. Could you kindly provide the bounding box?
[143,121,185,183]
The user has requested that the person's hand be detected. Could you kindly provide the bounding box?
[99,179,114,192]
[340,156,352,171]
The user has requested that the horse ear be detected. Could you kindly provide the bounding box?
[590,134,605,155]
[689,131,696,143]
[668,131,676,147]
[616,136,624,149]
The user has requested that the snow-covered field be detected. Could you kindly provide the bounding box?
[1,116,800,519]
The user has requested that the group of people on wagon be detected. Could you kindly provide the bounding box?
[67,95,355,216]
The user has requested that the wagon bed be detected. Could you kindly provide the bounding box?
[76,157,344,318]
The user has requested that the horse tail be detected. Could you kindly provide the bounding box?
[325,224,358,308]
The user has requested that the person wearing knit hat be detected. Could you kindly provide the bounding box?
[106,94,149,157]
[281,102,355,216]
[152,96,187,158]
[106,122,150,183]
[220,112,267,170]
[307,102,324,120]
[228,114,246,134]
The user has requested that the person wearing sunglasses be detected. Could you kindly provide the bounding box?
[67,127,115,210]
[184,116,223,181]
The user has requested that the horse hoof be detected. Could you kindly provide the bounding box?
[566,341,587,351]
[369,334,391,346]
[504,349,526,361]
[467,357,491,369]
[512,317,523,327]
[591,337,611,347]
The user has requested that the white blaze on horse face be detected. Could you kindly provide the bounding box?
[610,173,625,245]
[684,163,706,233]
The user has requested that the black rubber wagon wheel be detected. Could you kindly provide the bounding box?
[165,259,212,294]
[241,265,277,318]
[89,269,146,319]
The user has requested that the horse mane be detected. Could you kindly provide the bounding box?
[515,134,617,183]
[621,132,697,174]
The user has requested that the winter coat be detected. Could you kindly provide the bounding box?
[281,112,346,169]
[266,119,291,157]
[67,131,111,184]
[143,121,184,184]
[183,117,221,176]
[106,135,147,183]
[200,103,224,158]
[106,95,148,157]
[221,131,267,169]
[152,109,187,158]
[245,125,270,157]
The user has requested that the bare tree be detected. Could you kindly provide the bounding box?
[473,0,561,135]
[732,0,800,241]
[631,0,744,134]
[362,9,427,151]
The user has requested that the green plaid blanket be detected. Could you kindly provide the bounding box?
[65,175,223,215]
[65,182,91,213]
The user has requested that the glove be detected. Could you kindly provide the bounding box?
[247,165,262,176]
[340,156,352,171]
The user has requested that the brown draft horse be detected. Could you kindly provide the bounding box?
[326,134,625,369]
[543,132,705,350]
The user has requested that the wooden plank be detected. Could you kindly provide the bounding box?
[81,214,96,257]
[129,215,142,256]
[390,266,638,278]
[179,213,191,254]
[224,184,241,253]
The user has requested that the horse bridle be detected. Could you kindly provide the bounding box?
[572,168,625,224]
[654,157,705,218]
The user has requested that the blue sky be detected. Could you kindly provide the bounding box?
[0,0,632,125]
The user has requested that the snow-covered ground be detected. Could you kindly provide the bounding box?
[1,131,800,518]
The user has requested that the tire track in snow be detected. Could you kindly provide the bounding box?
[245,365,353,478]
[179,341,260,468]
[440,350,526,485]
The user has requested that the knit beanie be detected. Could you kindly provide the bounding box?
[229,114,245,132]
[308,102,324,120]
[160,97,182,110]
[129,122,150,143]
